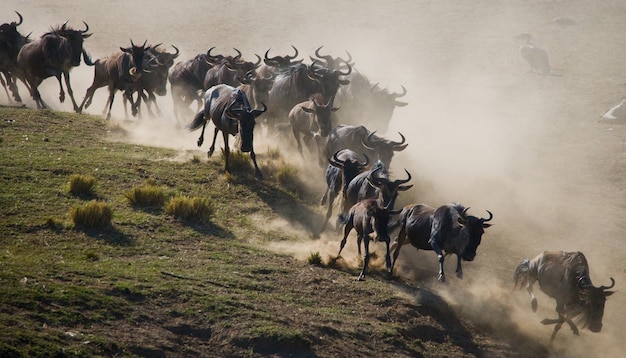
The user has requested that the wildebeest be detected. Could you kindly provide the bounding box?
[325,124,408,168]
[515,33,550,75]
[336,198,401,281]
[310,46,353,72]
[78,40,151,119]
[203,48,261,90]
[257,45,301,79]
[127,44,180,118]
[0,11,29,103]
[341,160,412,226]
[513,251,615,342]
[320,149,369,232]
[265,60,351,130]
[188,84,266,179]
[389,203,493,282]
[169,48,219,123]
[17,20,93,111]
[237,69,275,110]
[288,93,339,166]
[335,69,408,133]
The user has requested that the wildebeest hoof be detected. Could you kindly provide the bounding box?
[456,272,463,279]
[531,298,538,312]
[356,275,365,281]
[437,274,446,283]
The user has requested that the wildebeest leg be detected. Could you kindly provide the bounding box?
[526,278,538,312]
[292,127,304,159]
[430,240,446,282]
[250,150,262,180]
[320,191,337,232]
[106,88,116,120]
[389,223,407,278]
[62,72,80,112]
[79,82,100,113]
[148,92,161,116]
[54,74,65,104]
[222,131,231,174]
[357,235,371,281]
[207,127,220,158]
[337,219,354,258]
[455,254,463,279]
[384,239,392,271]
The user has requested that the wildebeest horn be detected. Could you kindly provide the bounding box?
[233,48,242,61]
[481,210,493,222]
[142,39,148,48]
[152,43,162,50]
[392,85,407,98]
[130,39,135,47]
[254,54,262,67]
[171,45,180,57]
[288,45,299,60]
[315,46,334,63]
[81,21,89,34]
[264,48,275,61]
[253,102,267,115]
[397,169,412,185]
[600,277,615,290]
[392,132,408,151]
[461,207,471,216]
[207,46,216,58]
[15,11,23,26]
[61,20,69,30]
[329,151,345,168]
[335,62,352,76]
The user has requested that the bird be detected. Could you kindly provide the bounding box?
[515,33,550,75]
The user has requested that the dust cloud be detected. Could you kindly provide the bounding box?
[5,0,626,356]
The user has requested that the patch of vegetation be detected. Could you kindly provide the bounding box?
[124,180,166,208]
[67,173,97,197]
[70,200,113,229]
[165,196,214,223]
[307,251,324,266]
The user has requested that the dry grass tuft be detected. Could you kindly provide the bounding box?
[165,196,214,223]
[68,174,97,197]
[70,200,113,229]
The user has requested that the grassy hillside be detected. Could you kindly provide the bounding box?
[0,107,547,357]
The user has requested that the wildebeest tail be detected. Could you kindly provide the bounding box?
[513,258,531,290]
[188,110,205,131]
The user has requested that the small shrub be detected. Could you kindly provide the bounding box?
[266,146,281,160]
[221,149,250,173]
[45,217,65,231]
[190,155,201,164]
[275,163,300,191]
[70,200,113,229]
[85,251,99,261]
[68,174,97,197]
[124,183,166,208]
[165,196,214,223]
[307,252,324,266]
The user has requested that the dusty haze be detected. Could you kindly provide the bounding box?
[5,0,626,356]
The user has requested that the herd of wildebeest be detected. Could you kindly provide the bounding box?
[0,13,617,344]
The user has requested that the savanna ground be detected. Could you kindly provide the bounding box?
[2,0,626,357]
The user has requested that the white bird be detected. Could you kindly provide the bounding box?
[516,33,550,75]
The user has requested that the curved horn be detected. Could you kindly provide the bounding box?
[207,46,216,58]
[81,21,89,34]
[232,48,242,61]
[253,54,262,67]
[315,46,334,63]
[288,45,299,60]
[335,61,352,76]
[392,132,406,147]
[171,44,180,57]
[361,131,376,150]
[461,207,471,216]
[15,11,23,26]
[130,39,135,47]
[142,39,148,48]
[61,20,69,30]
[600,277,616,290]
[329,150,346,168]
[481,210,494,222]
[264,48,276,61]
[152,42,162,50]
[396,169,412,185]
[392,85,407,98]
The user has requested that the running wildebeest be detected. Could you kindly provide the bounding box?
[325,125,407,168]
[203,48,261,90]
[336,198,401,281]
[78,40,151,119]
[0,11,29,104]
[288,93,339,166]
[513,251,616,342]
[189,84,266,179]
[389,203,493,282]
[320,149,369,232]
[17,20,93,111]
[257,45,301,79]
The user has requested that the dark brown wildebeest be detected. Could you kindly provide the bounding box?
[320,149,369,232]
[389,203,493,282]
[237,69,275,110]
[513,251,615,342]
[127,44,180,118]
[341,160,412,227]
[325,124,407,168]
[78,40,151,119]
[265,60,351,130]
[0,11,29,103]
[168,48,221,123]
[336,198,401,281]
[188,84,267,179]
[203,48,261,90]
[257,45,301,79]
[310,45,353,72]
[17,21,93,111]
[288,93,339,166]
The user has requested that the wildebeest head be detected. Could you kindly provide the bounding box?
[307,60,351,99]
[367,200,402,244]
[577,277,615,332]
[121,40,150,77]
[264,45,301,68]
[361,130,408,167]
[0,11,23,45]
[311,46,353,72]
[367,165,413,209]
[226,89,266,153]
[54,21,92,66]
[302,94,340,137]
[457,207,493,261]
[329,149,369,194]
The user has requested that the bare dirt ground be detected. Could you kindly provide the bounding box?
[5,0,626,356]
